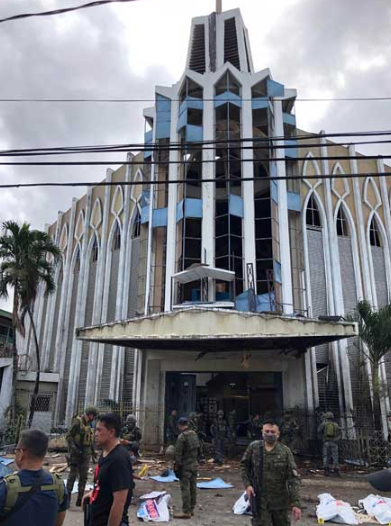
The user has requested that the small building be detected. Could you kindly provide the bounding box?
[0,309,14,422]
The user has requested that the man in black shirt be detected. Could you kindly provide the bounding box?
[83,413,133,526]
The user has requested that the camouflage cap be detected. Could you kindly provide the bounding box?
[126,414,137,424]
[84,406,98,417]
[324,412,334,419]
[368,469,391,492]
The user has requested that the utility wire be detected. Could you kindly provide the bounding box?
[1,172,391,189]
[1,97,391,103]
[0,0,139,25]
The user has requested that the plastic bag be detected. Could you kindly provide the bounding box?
[137,493,172,522]
[359,495,391,525]
[233,492,251,515]
[316,493,358,525]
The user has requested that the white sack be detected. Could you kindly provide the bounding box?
[317,493,358,525]
[233,492,251,515]
[359,495,391,525]
[137,494,171,522]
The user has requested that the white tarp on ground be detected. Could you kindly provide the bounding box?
[317,493,359,525]
[359,495,391,524]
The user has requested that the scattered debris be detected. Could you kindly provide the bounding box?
[138,491,171,522]
[49,463,68,474]
[138,465,149,478]
[150,469,178,483]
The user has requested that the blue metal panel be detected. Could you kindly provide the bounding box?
[176,200,184,222]
[256,293,276,312]
[179,98,204,116]
[283,113,296,126]
[252,98,269,111]
[274,261,282,284]
[177,109,187,132]
[152,208,168,228]
[156,95,171,113]
[229,194,244,218]
[144,130,153,143]
[214,91,242,108]
[144,150,152,160]
[271,180,278,203]
[267,79,284,97]
[156,121,171,139]
[285,139,298,158]
[186,124,203,142]
[287,192,301,212]
[184,198,202,218]
[141,206,149,224]
[157,111,171,123]
[270,163,278,177]
[140,190,150,208]
[235,289,251,312]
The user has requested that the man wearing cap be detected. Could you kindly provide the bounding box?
[210,410,229,465]
[121,414,142,459]
[173,417,200,519]
[317,412,341,476]
[66,406,98,506]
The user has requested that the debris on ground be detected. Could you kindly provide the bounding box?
[137,491,171,522]
[150,469,178,483]
[49,463,68,474]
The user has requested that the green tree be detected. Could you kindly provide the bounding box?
[356,300,391,431]
[0,221,60,425]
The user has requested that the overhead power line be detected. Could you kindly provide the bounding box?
[1,172,391,190]
[1,96,391,103]
[0,0,139,24]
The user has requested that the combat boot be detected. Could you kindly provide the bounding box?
[173,512,192,519]
[76,495,83,507]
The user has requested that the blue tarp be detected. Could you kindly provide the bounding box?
[0,464,13,478]
[150,469,179,483]
[0,457,14,466]
[197,478,233,489]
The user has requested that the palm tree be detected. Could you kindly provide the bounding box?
[0,221,60,425]
[356,300,391,431]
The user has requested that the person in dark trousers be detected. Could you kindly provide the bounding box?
[83,412,133,526]
[0,429,68,526]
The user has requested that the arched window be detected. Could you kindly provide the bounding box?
[74,247,81,273]
[91,235,99,262]
[132,209,141,239]
[113,222,121,250]
[369,217,382,247]
[306,195,321,228]
[336,206,349,237]
[215,71,241,97]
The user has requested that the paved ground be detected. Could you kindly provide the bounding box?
[60,457,380,526]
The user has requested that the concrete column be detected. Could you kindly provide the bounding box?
[202,83,216,301]
[54,198,77,421]
[273,100,293,314]
[66,187,93,422]
[164,95,180,311]
[143,357,162,446]
[0,362,13,423]
[42,211,63,370]
[88,170,113,405]
[241,84,257,289]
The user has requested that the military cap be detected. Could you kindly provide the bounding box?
[368,469,391,492]
[324,411,334,419]
[217,410,224,416]
[84,406,99,416]
[178,417,188,426]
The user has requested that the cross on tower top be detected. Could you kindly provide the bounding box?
[216,0,222,14]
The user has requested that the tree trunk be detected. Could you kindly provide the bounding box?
[27,307,40,428]
[10,294,19,422]
[372,361,383,432]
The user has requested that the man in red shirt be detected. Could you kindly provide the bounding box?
[83,413,133,526]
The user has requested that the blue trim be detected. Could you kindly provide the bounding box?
[156,94,171,113]
[274,261,282,284]
[144,130,153,143]
[152,208,168,228]
[176,200,184,222]
[179,97,203,116]
[271,180,278,203]
[283,113,296,126]
[156,121,171,139]
[287,192,301,212]
[229,194,244,218]
[140,190,150,208]
[177,110,187,131]
[267,79,284,97]
[141,206,149,224]
[144,150,152,160]
[186,124,203,142]
[214,91,242,108]
[285,139,298,159]
[184,198,202,218]
[270,163,278,177]
[252,98,269,111]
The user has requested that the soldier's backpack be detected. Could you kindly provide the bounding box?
[324,422,337,441]
[0,471,65,521]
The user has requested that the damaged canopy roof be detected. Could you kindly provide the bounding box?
[76,308,357,353]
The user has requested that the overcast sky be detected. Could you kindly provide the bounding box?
[0,0,390,308]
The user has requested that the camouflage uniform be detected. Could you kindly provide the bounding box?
[317,414,341,472]
[228,410,237,457]
[240,441,301,526]
[211,413,229,464]
[66,414,95,503]
[247,417,262,441]
[167,413,178,445]
[280,412,299,452]
[174,429,200,515]
[121,420,142,456]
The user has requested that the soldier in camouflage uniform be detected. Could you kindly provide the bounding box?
[210,409,229,465]
[167,409,178,446]
[240,419,301,526]
[280,410,300,453]
[317,411,341,476]
[173,417,200,519]
[121,413,142,459]
[66,406,98,506]
[228,409,237,457]
[247,414,262,441]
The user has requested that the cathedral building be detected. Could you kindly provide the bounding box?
[15,5,391,443]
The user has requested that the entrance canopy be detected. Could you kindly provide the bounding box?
[76,307,357,354]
